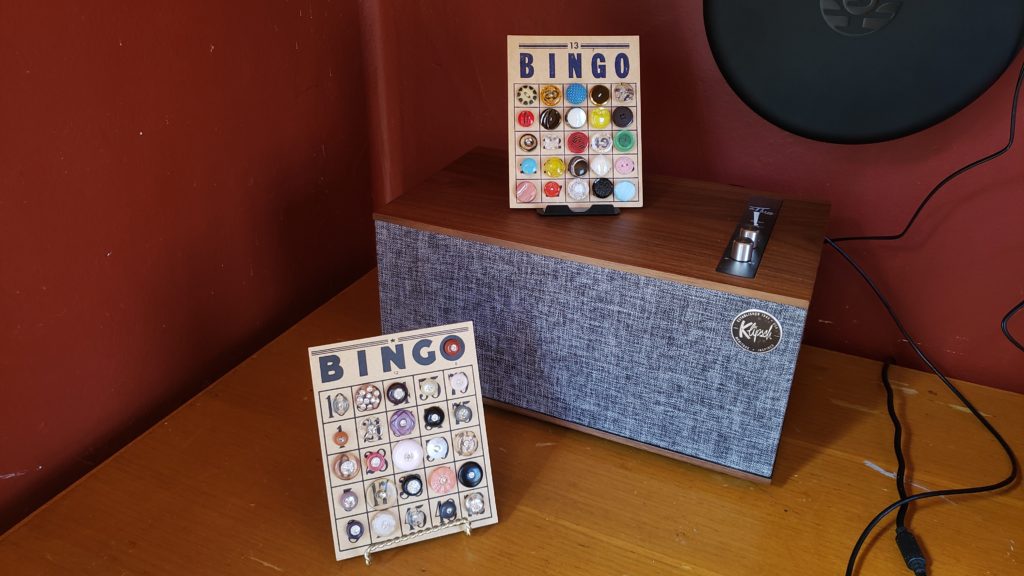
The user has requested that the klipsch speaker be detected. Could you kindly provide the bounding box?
[374,148,829,481]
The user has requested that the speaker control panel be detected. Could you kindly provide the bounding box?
[716,197,782,278]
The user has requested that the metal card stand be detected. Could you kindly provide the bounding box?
[537,205,620,216]
[362,518,472,565]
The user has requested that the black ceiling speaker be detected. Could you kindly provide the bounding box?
[705,1,1024,143]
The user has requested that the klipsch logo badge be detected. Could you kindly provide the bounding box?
[820,0,901,37]
[731,310,782,354]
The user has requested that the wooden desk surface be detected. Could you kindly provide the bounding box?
[374,148,829,309]
[2,272,1021,575]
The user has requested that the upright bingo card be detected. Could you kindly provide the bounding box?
[507,35,643,208]
[308,323,498,561]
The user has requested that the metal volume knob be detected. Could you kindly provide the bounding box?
[730,238,755,263]
[739,226,761,244]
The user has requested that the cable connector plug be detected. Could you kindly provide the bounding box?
[895,528,927,576]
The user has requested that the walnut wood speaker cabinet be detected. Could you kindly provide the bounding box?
[374,148,829,482]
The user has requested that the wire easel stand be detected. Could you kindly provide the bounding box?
[362,518,472,565]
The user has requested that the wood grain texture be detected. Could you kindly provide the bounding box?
[2,272,1020,575]
[374,148,830,308]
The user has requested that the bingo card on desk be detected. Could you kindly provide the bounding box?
[507,35,643,209]
[308,322,498,561]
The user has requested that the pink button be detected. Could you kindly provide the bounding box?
[614,157,635,175]
[516,181,537,202]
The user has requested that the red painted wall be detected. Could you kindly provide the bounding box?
[365,2,1024,391]
[0,2,375,531]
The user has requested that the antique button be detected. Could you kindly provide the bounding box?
[372,510,398,538]
[567,178,588,202]
[519,157,538,175]
[515,181,537,203]
[436,499,457,521]
[340,488,359,512]
[458,461,483,488]
[389,409,416,437]
[614,156,636,175]
[354,384,381,411]
[614,130,636,152]
[539,108,561,130]
[454,430,480,457]
[542,135,562,151]
[565,82,587,104]
[540,84,561,106]
[565,107,587,129]
[426,436,449,461]
[614,180,637,202]
[448,371,470,394]
[332,426,349,448]
[429,467,457,495]
[517,110,535,127]
[568,156,588,177]
[566,131,589,154]
[332,453,360,480]
[516,85,538,106]
[543,181,561,197]
[589,107,610,129]
[406,505,427,530]
[400,474,423,498]
[441,336,463,360]
[392,439,424,472]
[423,406,445,429]
[361,416,383,443]
[543,157,565,178]
[590,132,612,153]
[613,83,635,104]
[590,155,611,177]
[464,492,486,517]
[418,376,441,400]
[590,84,610,105]
[592,178,613,199]
[386,382,408,405]
[452,402,473,424]
[330,393,350,417]
[364,449,388,473]
[366,478,398,509]
[346,520,364,543]
[518,133,538,152]
[612,106,634,128]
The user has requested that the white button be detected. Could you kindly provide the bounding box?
[565,107,587,129]
[568,178,588,201]
[372,511,398,537]
[426,437,449,461]
[392,439,424,472]
[590,155,611,177]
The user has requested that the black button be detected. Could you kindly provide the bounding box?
[400,474,423,497]
[592,178,613,198]
[612,106,634,128]
[539,108,561,130]
[568,156,588,177]
[590,84,610,105]
[424,406,445,429]
[458,461,483,488]
[387,382,408,405]
[437,499,458,521]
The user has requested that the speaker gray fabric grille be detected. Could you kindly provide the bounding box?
[375,221,807,478]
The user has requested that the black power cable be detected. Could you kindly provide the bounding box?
[830,55,1024,576]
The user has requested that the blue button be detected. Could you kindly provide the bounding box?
[613,181,636,201]
[565,83,587,105]
[520,157,538,174]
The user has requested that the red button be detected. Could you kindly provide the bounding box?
[517,110,535,127]
[567,131,589,154]
[543,182,562,197]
